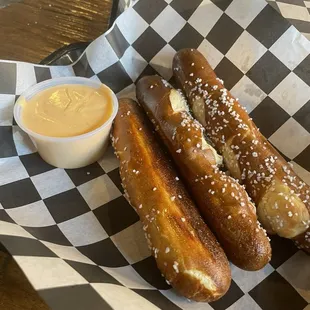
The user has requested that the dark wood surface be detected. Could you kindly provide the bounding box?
[0,0,113,63]
[0,1,113,308]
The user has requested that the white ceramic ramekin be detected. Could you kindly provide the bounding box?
[14,77,118,169]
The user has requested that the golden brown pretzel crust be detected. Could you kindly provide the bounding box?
[111,98,231,301]
[136,75,271,271]
[173,48,310,251]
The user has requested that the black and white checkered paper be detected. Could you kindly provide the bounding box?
[267,0,310,40]
[0,0,310,309]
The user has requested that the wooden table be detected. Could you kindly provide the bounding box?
[0,0,113,63]
[0,1,113,308]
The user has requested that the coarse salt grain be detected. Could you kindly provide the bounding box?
[165,247,170,253]
[153,187,157,191]
[173,261,179,273]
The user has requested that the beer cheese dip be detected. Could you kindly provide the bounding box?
[20,84,113,137]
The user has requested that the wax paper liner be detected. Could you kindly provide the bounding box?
[267,0,310,41]
[0,0,309,309]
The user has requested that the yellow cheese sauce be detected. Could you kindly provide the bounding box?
[21,84,113,137]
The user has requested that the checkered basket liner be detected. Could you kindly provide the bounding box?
[267,0,310,40]
[0,0,309,309]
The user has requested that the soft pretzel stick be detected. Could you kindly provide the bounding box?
[111,98,231,301]
[173,48,310,251]
[136,75,271,271]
